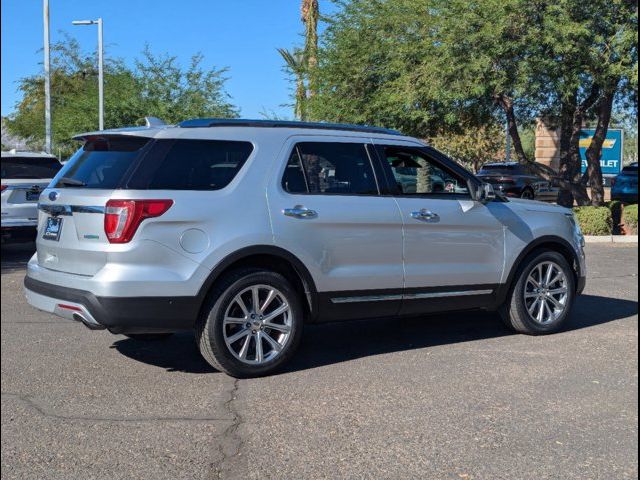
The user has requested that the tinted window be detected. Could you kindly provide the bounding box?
[621,164,638,175]
[478,164,521,175]
[1,156,62,179]
[137,140,253,190]
[383,147,469,196]
[54,136,149,188]
[282,142,378,195]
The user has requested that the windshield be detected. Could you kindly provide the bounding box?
[1,156,62,179]
[53,136,150,189]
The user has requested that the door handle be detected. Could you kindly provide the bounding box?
[283,205,318,219]
[411,209,439,222]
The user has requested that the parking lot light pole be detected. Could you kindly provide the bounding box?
[72,18,103,130]
[43,0,52,153]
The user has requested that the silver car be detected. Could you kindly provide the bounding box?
[1,150,62,243]
[24,119,586,377]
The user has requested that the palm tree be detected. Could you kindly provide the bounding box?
[277,48,307,121]
[301,0,319,96]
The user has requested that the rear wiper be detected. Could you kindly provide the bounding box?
[57,177,86,187]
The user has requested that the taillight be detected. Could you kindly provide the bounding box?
[499,177,515,184]
[104,199,173,243]
[0,185,7,192]
[610,178,616,188]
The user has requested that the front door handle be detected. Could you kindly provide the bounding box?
[411,209,439,222]
[283,205,318,219]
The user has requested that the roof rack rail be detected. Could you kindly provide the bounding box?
[177,118,402,135]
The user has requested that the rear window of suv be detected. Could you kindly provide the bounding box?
[1,156,62,179]
[54,136,150,188]
[54,136,253,190]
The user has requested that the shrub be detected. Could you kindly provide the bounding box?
[622,204,638,235]
[606,200,623,228]
[573,206,613,236]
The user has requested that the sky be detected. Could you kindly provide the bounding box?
[1,0,336,119]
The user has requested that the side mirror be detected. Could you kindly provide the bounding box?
[475,182,496,204]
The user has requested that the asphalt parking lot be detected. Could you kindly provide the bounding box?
[1,243,637,480]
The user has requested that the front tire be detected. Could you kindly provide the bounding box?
[521,187,535,200]
[500,250,575,335]
[196,268,304,378]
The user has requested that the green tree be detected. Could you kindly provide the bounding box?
[5,37,238,157]
[301,0,637,206]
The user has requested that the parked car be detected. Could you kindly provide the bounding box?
[1,150,62,243]
[477,162,559,202]
[611,162,638,204]
[24,119,586,377]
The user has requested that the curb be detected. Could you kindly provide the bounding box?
[584,235,638,244]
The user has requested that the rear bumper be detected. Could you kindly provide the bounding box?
[24,276,200,334]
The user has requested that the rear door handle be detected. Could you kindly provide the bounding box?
[283,205,318,219]
[411,209,439,222]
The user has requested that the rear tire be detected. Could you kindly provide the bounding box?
[196,268,304,378]
[500,250,575,335]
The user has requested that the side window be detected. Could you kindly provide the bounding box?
[282,142,379,195]
[383,147,469,196]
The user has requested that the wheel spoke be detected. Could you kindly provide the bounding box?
[255,332,264,363]
[234,295,250,318]
[546,294,564,310]
[528,298,540,315]
[238,334,251,360]
[224,316,246,325]
[264,321,291,334]
[528,277,541,289]
[524,291,539,299]
[252,287,261,314]
[548,287,568,295]
[544,263,554,286]
[227,327,250,344]
[261,289,277,314]
[548,272,563,287]
[262,332,283,353]
[262,303,289,323]
[536,299,546,322]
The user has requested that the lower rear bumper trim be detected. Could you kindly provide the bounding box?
[24,276,200,334]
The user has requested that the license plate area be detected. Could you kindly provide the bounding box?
[43,217,63,241]
[26,190,41,201]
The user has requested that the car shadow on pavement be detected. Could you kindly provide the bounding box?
[111,294,637,375]
[1,242,35,274]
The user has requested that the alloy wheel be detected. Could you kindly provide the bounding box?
[222,284,293,365]
[523,261,569,325]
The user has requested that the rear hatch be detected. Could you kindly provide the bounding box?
[37,136,151,276]
[36,133,254,276]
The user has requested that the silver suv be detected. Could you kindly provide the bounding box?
[2,150,62,243]
[24,119,586,377]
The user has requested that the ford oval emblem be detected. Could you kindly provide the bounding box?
[48,191,59,201]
